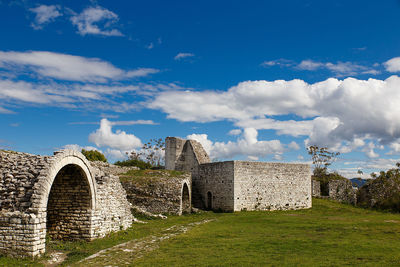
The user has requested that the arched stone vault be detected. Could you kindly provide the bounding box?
[0,150,133,258]
[31,150,97,214]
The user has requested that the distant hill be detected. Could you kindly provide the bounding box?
[350,178,368,188]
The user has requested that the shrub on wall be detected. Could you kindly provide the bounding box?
[81,149,107,162]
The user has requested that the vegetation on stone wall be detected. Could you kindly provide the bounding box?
[81,149,107,162]
[114,158,152,170]
[119,169,185,183]
[357,163,400,212]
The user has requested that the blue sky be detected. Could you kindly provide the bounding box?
[1,0,400,178]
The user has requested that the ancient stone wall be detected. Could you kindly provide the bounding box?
[91,168,133,238]
[90,161,138,176]
[198,162,235,211]
[165,137,186,170]
[328,179,357,205]
[312,180,321,197]
[234,161,311,211]
[0,150,133,258]
[121,173,191,215]
[165,137,210,209]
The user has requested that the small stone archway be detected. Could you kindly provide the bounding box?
[180,182,191,214]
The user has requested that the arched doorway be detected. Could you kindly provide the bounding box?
[46,164,93,240]
[181,183,191,214]
[207,191,212,210]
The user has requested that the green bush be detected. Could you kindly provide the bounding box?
[114,159,152,170]
[81,149,107,162]
[357,166,400,212]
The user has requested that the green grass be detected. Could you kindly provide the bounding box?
[1,199,400,266]
[119,169,186,183]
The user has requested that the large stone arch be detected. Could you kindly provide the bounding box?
[31,150,97,214]
[0,149,133,257]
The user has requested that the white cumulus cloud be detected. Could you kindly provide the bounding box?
[150,75,400,157]
[29,4,62,29]
[70,6,123,36]
[384,57,400,73]
[89,118,142,150]
[186,128,297,160]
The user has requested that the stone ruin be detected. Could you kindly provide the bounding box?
[0,150,133,257]
[0,149,194,258]
[165,137,312,212]
[311,178,357,205]
[1,136,312,258]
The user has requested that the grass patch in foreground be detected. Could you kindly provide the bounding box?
[1,199,400,266]
[134,199,400,266]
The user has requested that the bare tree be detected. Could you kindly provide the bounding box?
[307,145,340,175]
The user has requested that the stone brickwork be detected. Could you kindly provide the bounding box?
[198,162,235,211]
[328,179,357,205]
[90,161,139,176]
[165,137,312,212]
[312,180,321,197]
[121,172,191,215]
[166,137,211,209]
[0,150,133,258]
[234,161,311,211]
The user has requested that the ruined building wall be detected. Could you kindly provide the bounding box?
[233,161,312,211]
[121,173,191,215]
[165,137,186,170]
[328,179,357,205]
[198,162,235,211]
[166,137,210,209]
[312,180,321,197]
[0,150,133,258]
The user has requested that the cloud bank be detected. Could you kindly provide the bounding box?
[150,75,400,157]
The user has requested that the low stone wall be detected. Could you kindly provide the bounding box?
[121,172,191,215]
[328,179,357,205]
[0,211,45,257]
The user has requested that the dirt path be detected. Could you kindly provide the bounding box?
[73,219,213,266]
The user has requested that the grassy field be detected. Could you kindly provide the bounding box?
[1,198,400,266]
